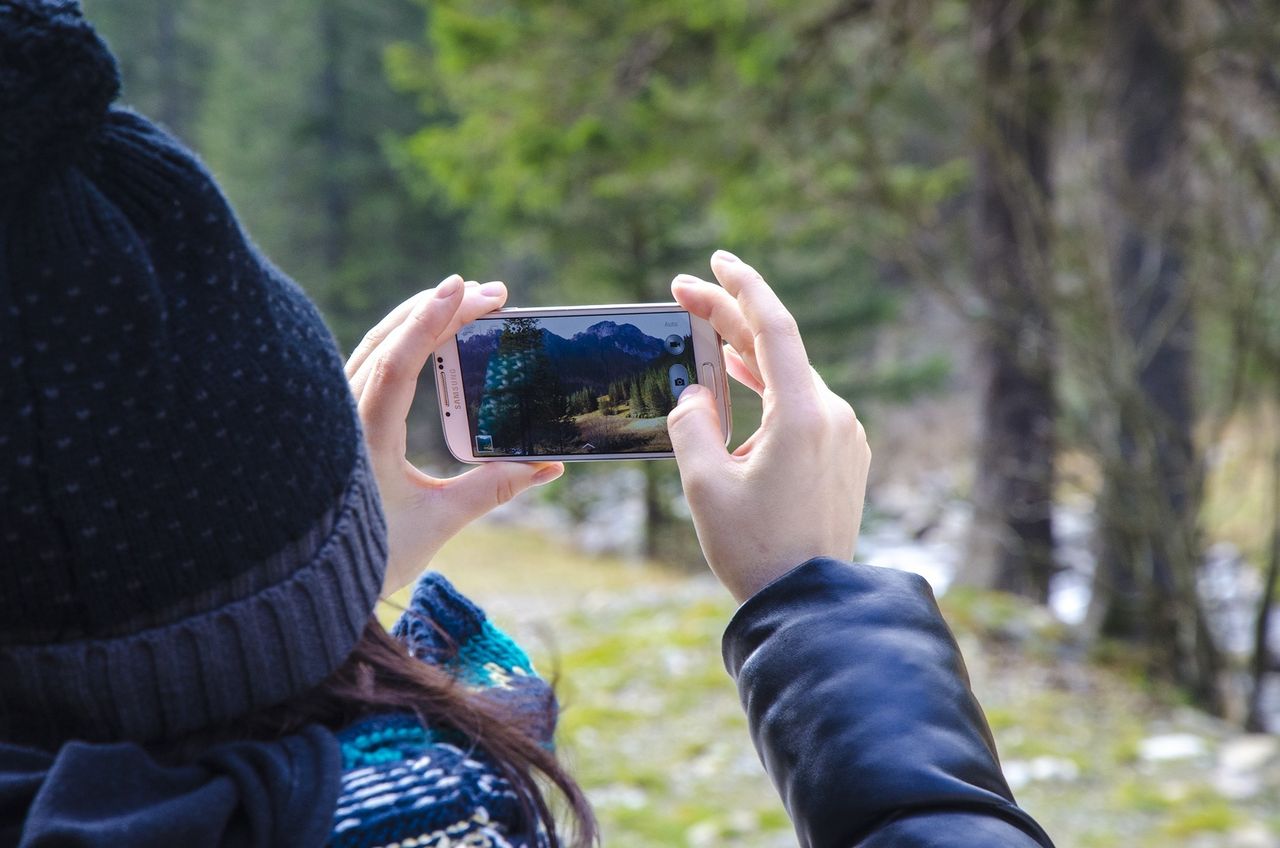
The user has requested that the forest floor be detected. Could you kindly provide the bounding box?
[573,408,671,453]
[382,522,1280,848]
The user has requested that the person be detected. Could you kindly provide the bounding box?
[0,2,1055,846]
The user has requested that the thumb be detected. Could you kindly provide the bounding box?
[443,461,564,526]
[667,384,728,483]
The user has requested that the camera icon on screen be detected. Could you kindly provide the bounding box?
[668,364,691,400]
[665,334,685,355]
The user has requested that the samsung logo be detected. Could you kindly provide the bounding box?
[449,369,462,408]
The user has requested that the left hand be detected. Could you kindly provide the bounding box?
[346,275,565,595]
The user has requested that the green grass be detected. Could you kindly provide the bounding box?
[382,523,1279,847]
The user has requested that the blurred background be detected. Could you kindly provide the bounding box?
[87,0,1279,844]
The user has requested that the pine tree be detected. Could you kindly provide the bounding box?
[84,0,207,141]
[183,0,466,353]
[403,1,956,562]
[477,318,554,454]
[626,379,641,417]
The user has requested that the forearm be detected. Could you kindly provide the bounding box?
[723,558,1054,848]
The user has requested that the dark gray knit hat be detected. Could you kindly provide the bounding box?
[0,0,388,746]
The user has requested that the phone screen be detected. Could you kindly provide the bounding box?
[455,311,698,457]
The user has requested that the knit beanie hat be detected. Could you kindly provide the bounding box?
[0,1,388,746]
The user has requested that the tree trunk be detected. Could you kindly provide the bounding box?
[962,0,1057,603]
[1089,0,1222,712]
[618,223,700,567]
[317,1,349,274]
[1245,431,1280,732]
[153,3,185,135]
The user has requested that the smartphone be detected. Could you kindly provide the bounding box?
[435,303,731,462]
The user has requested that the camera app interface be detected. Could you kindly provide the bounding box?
[456,311,699,456]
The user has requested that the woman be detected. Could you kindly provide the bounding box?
[0,2,1053,846]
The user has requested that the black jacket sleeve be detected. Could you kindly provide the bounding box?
[722,558,1055,848]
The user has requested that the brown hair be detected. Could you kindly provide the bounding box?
[173,617,597,846]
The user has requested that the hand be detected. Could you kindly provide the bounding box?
[667,251,871,603]
[346,275,565,595]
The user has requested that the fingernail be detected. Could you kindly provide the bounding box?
[676,383,704,404]
[532,464,563,485]
[712,250,740,263]
[479,281,505,297]
[672,273,705,287]
[437,275,463,297]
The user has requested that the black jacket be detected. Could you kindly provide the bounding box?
[724,557,1055,847]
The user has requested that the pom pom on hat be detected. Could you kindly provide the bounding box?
[0,0,120,188]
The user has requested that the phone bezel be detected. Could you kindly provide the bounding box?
[434,302,731,462]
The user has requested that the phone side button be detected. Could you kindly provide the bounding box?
[438,368,450,403]
[701,363,718,398]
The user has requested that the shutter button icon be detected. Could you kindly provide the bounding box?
[668,364,691,399]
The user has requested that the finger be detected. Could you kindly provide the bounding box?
[347,280,485,396]
[708,251,814,398]
[346,276,461,379]
[438,461,564,527]
[671,273,763,386]
[351,277,461,405]
[667,383,730,485]
[350,280,505,402]
[723,345,765,396]
[356,277,476,455]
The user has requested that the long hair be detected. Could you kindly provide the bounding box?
[172,617,598,847]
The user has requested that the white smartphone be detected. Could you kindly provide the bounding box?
[434,303,731,462]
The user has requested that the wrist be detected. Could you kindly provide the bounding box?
[719,556,821,605]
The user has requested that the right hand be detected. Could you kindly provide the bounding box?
[667,251,871,603]
[345,276,564,596]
